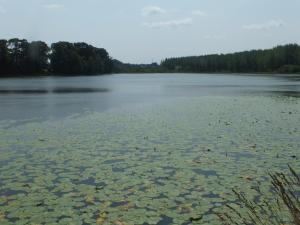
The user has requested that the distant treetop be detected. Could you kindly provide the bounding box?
[161,44,300,74]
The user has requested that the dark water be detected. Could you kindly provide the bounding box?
[0,73,299,120]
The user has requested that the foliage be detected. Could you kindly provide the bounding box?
[278,65,300,74]
[113,60,162,73]
[161,44,300,74]
[0,38,113,75]
[51,42,113,75]
[0,38,50,75]
[2,39,300,75]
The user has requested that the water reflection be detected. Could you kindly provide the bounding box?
[0,73,299,121]
[0,87,109,94]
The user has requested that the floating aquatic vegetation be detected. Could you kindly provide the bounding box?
[0,96,299,224]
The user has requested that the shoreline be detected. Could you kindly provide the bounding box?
[0,72,300,78]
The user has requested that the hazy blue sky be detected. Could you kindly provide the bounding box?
[0,0,299,63]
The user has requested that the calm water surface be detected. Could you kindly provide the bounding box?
[0,73,299,121]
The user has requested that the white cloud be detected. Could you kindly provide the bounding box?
[43,4,64,10]
[142,6,166,16]
[143,18,193,28]
[243,20,285,30]
[192,10,205,16]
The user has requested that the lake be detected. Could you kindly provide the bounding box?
[0,73,299,225]
[0,73,299,121]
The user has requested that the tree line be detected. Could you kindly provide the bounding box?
[113,60,161,73]
[161,44,300,74]
[1,40,300,76]
[0,38,113,76]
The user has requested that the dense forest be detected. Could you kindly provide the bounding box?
[0,38,113,75]
[161,44,300,74]
[113,60,161,73]
[1,39,300,76]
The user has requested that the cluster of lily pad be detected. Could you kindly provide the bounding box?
[0,96,299,225]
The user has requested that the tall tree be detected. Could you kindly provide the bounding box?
[50,42,83,74]
[7,38,29,74]
[0,40,11,75]
[51,41,113,75]
[27,41,50,74]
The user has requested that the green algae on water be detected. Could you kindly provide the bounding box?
[0,96,299,225]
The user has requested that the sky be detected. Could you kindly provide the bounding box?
[0,0,300,63]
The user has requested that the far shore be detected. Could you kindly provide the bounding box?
[0,72,300,79]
